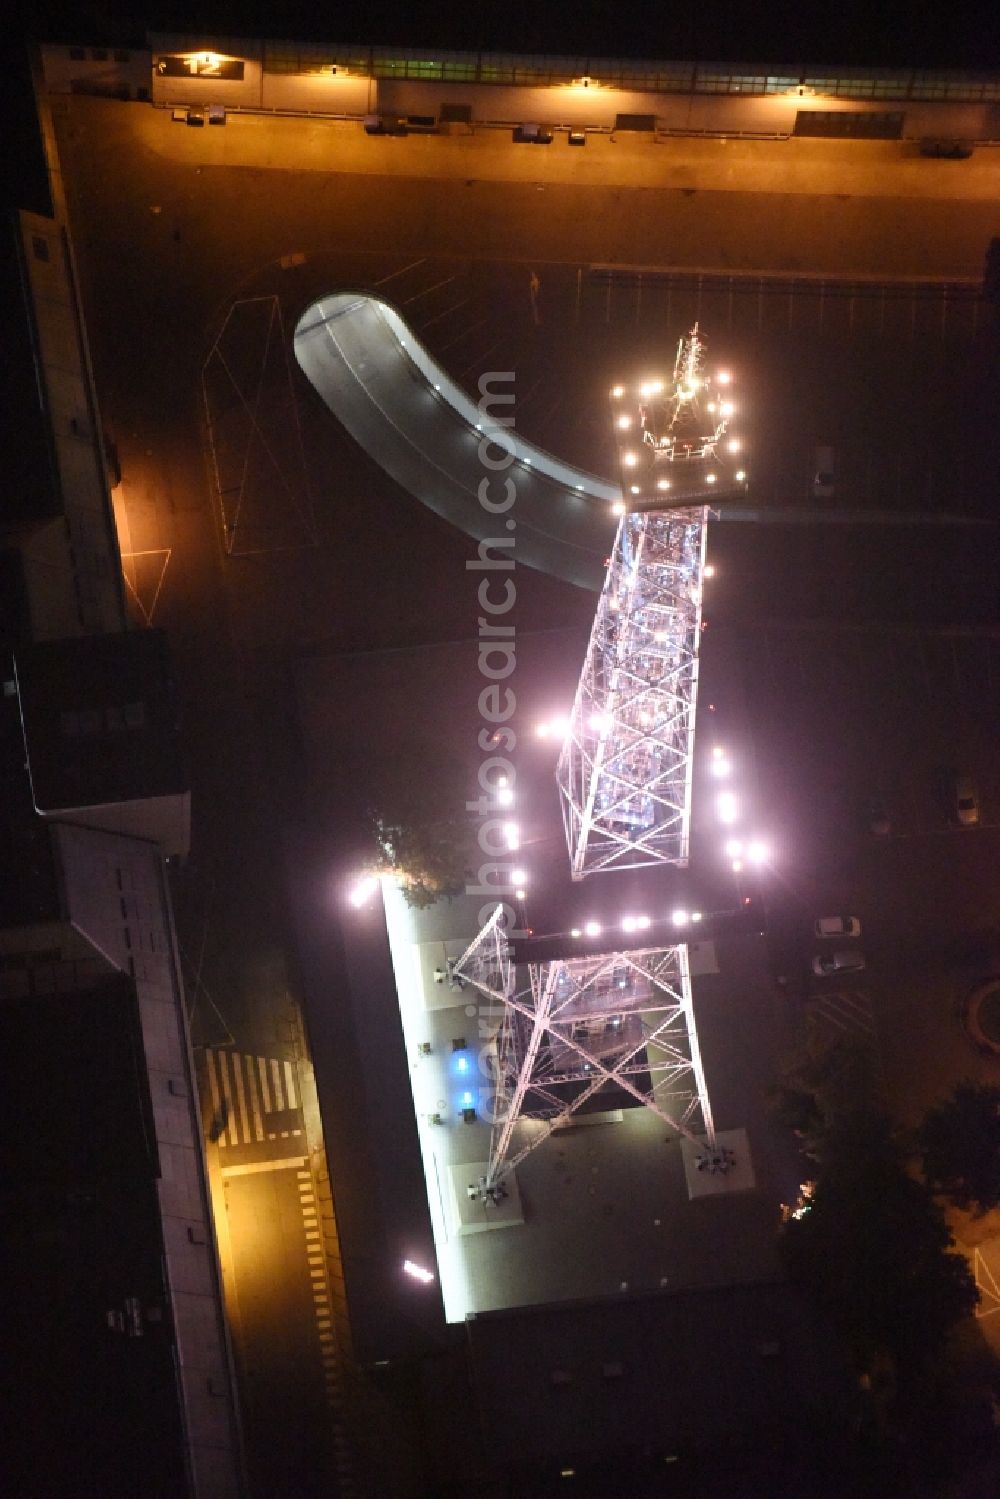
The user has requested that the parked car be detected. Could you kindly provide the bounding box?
[812,446,835,499]
[812,949,866,977]
[815,916,861,939]
[953,774,980,827]
[866,795,891,837]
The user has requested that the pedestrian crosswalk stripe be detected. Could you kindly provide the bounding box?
[203,1048,306,1148]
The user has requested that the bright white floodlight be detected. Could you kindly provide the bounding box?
[584,920,601,937]
[349,874,379,908]
[747,840,769,865]
[717,792,738,823]
[671,909,690,927]
[402,1259,435,1284]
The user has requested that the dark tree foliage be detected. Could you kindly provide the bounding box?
[919,1080,1000,1213]
[366,749,478,910]
[767,1035,882,1156]
[780,1113,978,1377]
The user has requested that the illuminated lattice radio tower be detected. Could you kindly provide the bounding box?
[452,907,725,1194]
[454,330,744,1198]
[557,325,746,879]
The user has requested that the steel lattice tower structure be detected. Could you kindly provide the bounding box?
[557,325,744,879]
[452,909,723,1194]
[556,507,708,878]
[453,330,742,1199]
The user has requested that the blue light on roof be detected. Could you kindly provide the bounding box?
[462,1090,474,1106]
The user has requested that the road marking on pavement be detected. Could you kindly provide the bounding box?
[229,1049,251,1145]
[258,1056,272,1112]
[270,1058,284,1111]
[205,1048,305,1147]
[221,1156,308,1177]
[248,1055,266,1142]
[214,1050,240,1147]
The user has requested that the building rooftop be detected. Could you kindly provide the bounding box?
[15,629,187,814]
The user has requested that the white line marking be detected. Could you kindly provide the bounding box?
[284,1059,298,1110]
[270,1057,284,1111]
[258,1055,272,1113]
[221,1156,309,1177]
[244,1053,264,1143]
[216,1050,240,1147]
[231,1050,251,1145]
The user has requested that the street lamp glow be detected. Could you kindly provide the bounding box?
[720,402,734,417]
[497,786,514,806]
[716,371,732,385]
[725,838,743,858]
[402,1259,435,1284]
[710,756,731,778]
[704,564,716,578]
[635,914,650,930]
[571,927,582,938]
[348,874,379,908]
[611,385,624,399]
[616,415,632,430]
[731,858,743,873]
[671,909,690,927]
[515,888,527,901]
[747,839,769,864]
[735,469,746,482]
[705,473,717,485]
[630,484,640,495]
[656,479,671,491]
[584,920,601,937]
[622,452,637,467]
[612,501,626,515]
[511,869,526,884]
[728,439,740,453]
[622,916,636,933]
[691,911,703,923]
[504,823,520,851]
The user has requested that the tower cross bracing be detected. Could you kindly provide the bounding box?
[453,909,717,1193]
[556,506,708,879]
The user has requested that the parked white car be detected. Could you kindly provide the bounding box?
[814,916,861,939]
